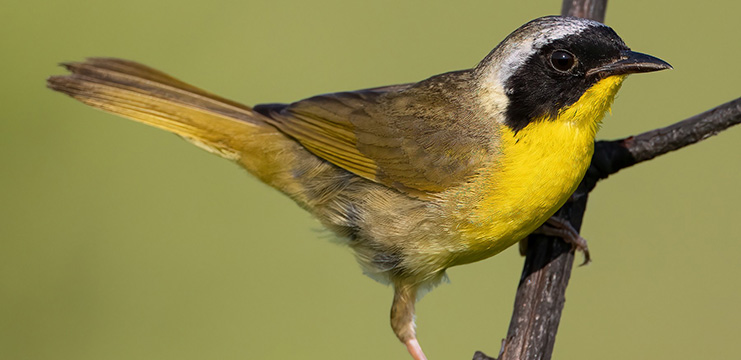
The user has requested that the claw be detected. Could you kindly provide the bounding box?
[535,216,591,265]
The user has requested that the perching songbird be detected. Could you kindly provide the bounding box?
[47,16,671,360]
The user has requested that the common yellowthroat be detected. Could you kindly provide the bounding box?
[48,16,671,360]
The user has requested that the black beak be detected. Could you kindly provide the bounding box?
[587,50,672,77]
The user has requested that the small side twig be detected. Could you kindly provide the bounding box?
[623,97,741,164]
[585,97,741,192]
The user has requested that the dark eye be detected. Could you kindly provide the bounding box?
[550,50,576,72]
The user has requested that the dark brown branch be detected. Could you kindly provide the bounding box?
[478,100,741,360]
[473,2,741,360]
[474,2,609,360]
[561,0,607,22]
[624,97,741,164]
[584,97,741,194]
[475,100,741,357]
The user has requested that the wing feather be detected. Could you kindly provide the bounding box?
[256,70,496,196]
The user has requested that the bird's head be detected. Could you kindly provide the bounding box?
[475,16,672,133]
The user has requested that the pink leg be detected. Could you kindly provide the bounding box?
[392,283,429,360]
[405,338,428,360]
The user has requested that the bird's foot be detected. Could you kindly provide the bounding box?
[535,216,591,266]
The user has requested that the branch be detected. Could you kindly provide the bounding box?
[471,1,741,359]
[561,0,607,21]
[623,97,741,164]
[477,99,741,360]
[586,97,741,193]
[473,3,607,360]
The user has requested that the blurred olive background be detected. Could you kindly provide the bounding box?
[2,0,739,359]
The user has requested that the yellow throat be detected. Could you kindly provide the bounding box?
[457,75,627,261]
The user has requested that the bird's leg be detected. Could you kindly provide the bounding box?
[391,283,427,360]
[534,216,591,265]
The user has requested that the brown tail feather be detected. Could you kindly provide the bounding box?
[47,58,269,160]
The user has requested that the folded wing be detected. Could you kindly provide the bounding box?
[256,70,496,197]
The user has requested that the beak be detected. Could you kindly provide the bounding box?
[587,50,672,77]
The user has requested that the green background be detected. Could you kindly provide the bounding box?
[2,0,739,359]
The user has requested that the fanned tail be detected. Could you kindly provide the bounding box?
[47,58,269,160]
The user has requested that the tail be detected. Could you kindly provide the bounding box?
[47,58,347,207]
[47,58,270,161]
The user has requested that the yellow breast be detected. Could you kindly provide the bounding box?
[451,75,626,264]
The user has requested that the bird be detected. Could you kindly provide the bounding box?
[47,15,671,360]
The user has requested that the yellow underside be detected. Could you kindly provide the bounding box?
[454,75,626,265]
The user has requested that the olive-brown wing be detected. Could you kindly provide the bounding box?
[257,71,494,196]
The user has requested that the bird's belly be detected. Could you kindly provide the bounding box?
[447,121,595,265]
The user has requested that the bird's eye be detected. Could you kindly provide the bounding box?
[550,50,576,72]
